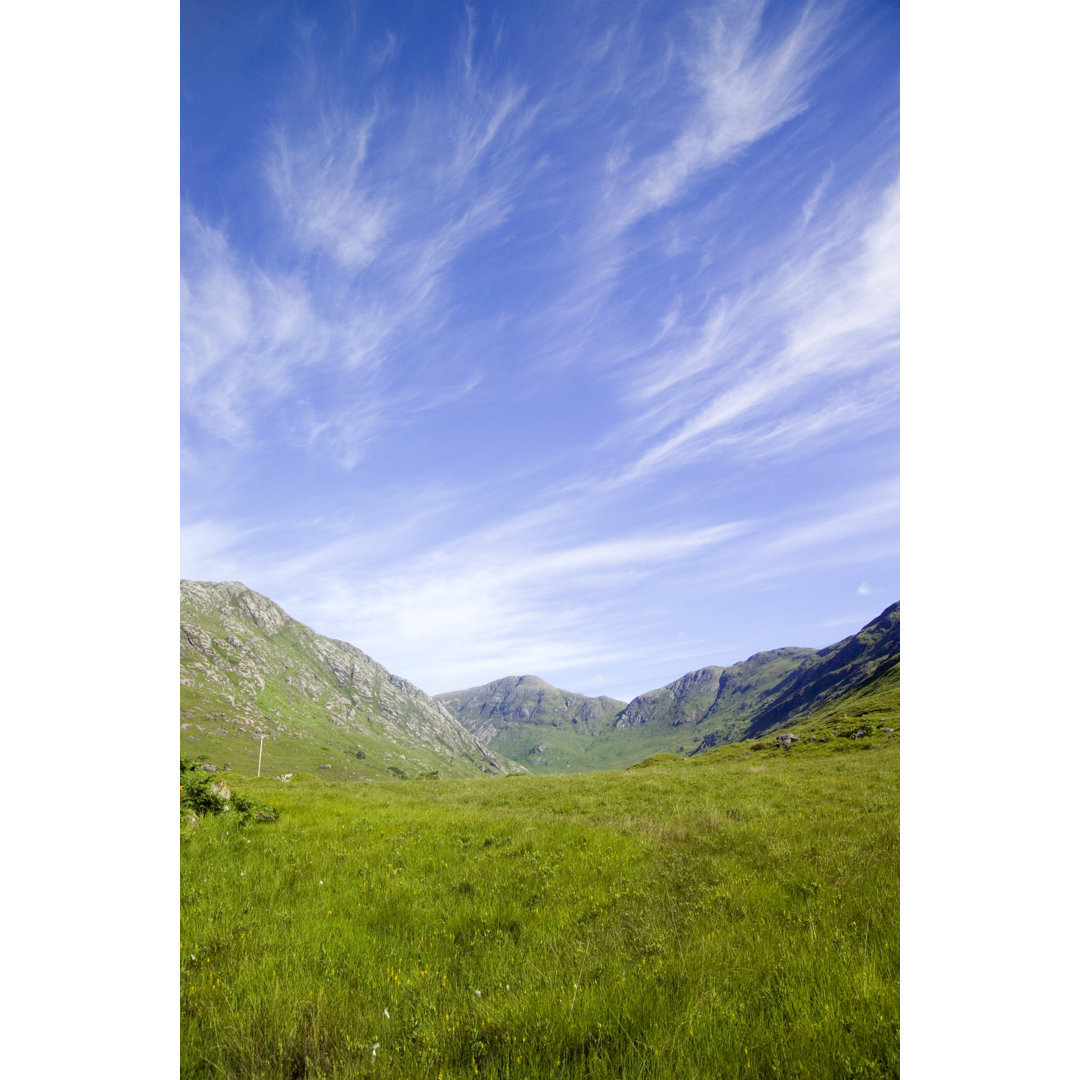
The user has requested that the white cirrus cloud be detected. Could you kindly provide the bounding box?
[610,0,837,232]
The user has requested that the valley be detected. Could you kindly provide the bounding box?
[182,580,898,778]
[180,581,899,1078]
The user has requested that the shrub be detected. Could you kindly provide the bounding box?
[180,758,277,826]
[232,791,279,825]
[180,759,228,818]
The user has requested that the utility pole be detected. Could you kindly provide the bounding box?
[257,734,265,778]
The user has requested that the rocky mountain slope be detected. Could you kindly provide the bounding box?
[437,603,900,772]
[180,580,521,779]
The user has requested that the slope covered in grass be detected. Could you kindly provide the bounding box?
[181,676,899,1079]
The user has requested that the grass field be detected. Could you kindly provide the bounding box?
[181,671,898,1080]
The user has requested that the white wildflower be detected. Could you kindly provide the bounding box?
[383,1008,390,1019]
[372,1043,380,1059]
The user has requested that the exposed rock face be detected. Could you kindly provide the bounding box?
[180,580,522,777]
[436,675,626,742]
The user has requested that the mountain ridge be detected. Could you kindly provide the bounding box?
[436,603,899,772]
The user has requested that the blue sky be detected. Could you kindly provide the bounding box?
[180,0,899,702]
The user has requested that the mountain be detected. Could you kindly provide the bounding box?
[180,580,522,779]
[434,676,627,773]
[741,601,899,737]
[438,603,899,772]
[631,655,901,771]
[625,601,901,751]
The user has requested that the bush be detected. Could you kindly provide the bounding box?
[180,759,228,818]
[180,759,277,826]
[232,791,279,825]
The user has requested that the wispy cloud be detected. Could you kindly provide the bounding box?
[614,180,899,482]
[760,483,898,558]
[266,112,391,270]
[218,500,751,693]
[180,208,333,446]
[183,17,540,466]
[180,518,262,583]
[610,0,837,232]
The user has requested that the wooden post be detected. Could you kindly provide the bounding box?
[257,734,264,778]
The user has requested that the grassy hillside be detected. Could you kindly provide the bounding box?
[181,581,518,780]
[180,675,899,1079]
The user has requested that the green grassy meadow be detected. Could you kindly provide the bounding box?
[181,680,899,1080]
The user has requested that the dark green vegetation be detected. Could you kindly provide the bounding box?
[181,758,279,827]
[181,581,519,781]
[438,605,900,773]
[180,672,899,1079]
